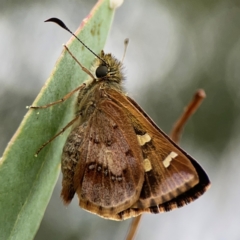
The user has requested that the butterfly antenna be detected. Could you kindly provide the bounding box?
[121,38,129,63]
[45,17,107,65]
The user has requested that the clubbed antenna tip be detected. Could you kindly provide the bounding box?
[44,17,107,65]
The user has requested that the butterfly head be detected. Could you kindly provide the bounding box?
[95,50,125,84]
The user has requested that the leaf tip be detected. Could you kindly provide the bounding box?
[109,0,124,9]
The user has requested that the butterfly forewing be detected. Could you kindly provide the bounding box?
[132,148,199,209]
[62,94,145,218]
[103,88,210,220]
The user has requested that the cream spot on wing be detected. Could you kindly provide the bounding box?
[104,150,120,176]
[117,176,123,181]
[143,158,152,172]
[104,150,113,166]
[137,133,151,146]
[89,164,95,170]
[163,152,178,168]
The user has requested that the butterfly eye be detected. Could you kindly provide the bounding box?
[96,65,108,78]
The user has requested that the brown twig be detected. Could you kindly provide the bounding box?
[125,89,206,240]
[170,89,206,144]
[125,215,142,240]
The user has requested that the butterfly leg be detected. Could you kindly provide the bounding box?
[63,45,96,79]
[28,84,86,109]
[35,115,80,156]
[28,43,96,110]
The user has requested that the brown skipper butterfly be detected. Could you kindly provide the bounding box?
[29,18,210,220]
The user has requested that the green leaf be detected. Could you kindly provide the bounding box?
[0,0,115,239]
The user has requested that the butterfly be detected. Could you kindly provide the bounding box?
[30,18,210,221]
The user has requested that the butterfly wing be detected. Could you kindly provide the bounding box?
[61,86,210,221]
[62,96,145,219]
[104,88,210,220]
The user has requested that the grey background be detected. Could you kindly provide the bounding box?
[1,0,240,239]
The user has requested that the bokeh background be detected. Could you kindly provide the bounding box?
[1,0,240,239]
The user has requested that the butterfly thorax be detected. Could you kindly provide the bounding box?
[77,51,125,123]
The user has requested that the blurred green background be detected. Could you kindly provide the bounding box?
[1,0,240,239]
